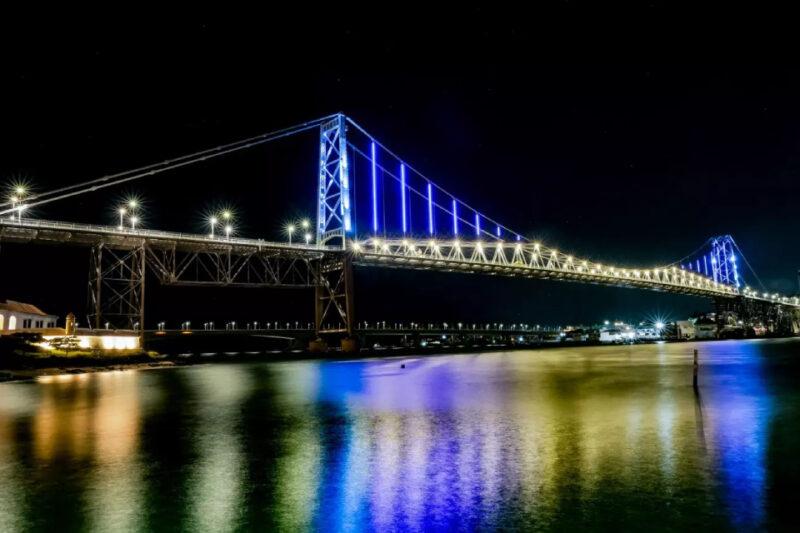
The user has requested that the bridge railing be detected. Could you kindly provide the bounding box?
[351,237,747,299]
[0,217,334,252]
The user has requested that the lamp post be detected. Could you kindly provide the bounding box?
[9,195,17,221]
[287,224,295,245]
[118,207,126,230]
[209,216,218,238]
[304,232,311,245]
[130,215,138,230]
[225,224,232,240]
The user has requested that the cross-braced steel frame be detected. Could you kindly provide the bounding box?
[84,238,357,337]
[314,253,355,335]
[145,246,317,288]
[317,114,352,248]
[87,243,146,331]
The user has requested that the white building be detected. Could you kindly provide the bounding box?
[675,320,696,340]
[0,300,58,333]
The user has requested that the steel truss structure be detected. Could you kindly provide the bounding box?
[351,238,765,300]
[317,114,352,248]
[315,254,355,335]
[88,243,146,330]
[3,113,800,344]
[146,246,316,288]
[710,235,740,287]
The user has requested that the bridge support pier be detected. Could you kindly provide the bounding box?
[87,242,146,335]
[314,253,355,338]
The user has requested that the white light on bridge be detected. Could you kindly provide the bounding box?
[118,207,127,229]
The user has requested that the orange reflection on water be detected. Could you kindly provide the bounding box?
[32,371,141,464]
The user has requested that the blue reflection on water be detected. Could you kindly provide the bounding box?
[701,340,773,529]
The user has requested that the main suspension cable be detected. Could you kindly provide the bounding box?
[0,114,337,215]
[730,237,767,291]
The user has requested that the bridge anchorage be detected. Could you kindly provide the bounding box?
[1,113,799,349]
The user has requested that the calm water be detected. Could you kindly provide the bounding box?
[2,339,800,531]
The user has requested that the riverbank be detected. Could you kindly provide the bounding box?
[5,336,795,382]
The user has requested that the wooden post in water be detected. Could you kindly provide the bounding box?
[693,349,699,390]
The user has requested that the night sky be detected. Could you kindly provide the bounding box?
[1,18,798,327]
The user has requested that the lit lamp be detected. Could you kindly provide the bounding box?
[209,216,218,238]
[118,207,127,230]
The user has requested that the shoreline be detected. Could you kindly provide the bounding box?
[2,336,797,383]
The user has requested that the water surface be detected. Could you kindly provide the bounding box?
[2,339,799,531]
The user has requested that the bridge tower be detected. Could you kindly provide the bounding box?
[316,113,353,249]
[314,114,355,337]
[710,235,740,287]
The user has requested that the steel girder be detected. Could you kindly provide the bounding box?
[315,253,355,335]
[145,246,316,288]
[87,243,146,331]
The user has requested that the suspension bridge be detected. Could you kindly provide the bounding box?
[1,113,798,344]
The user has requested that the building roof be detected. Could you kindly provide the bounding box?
[0,300,52,316]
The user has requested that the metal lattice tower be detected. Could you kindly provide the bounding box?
[316,114,352,249]
[710,235,740,287]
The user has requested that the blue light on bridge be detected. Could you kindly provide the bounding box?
[704,255,709,276]
[427,182,434,235]
[475,213,480,237]
[371,142,378,234]
[496,226,501,238]
[452,199,458,235]
[341,150,352,232]
[400,164,407,234]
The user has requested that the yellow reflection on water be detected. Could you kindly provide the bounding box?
[185,365,252,532]
[85,371,144,533]
[271,363,323,531]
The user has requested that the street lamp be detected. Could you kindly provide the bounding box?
[209,216,218,238]
[118,207,127,229]
[8,195,18,221]
[222,210,232,222]
[287,224,295,245]
[304,232,311,245]
[301,219,310,230]
[130,215,139,230]
[225,224,232,239]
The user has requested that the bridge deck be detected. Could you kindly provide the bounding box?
[3,218,798,307]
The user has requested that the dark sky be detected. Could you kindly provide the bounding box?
[1,16,798,327]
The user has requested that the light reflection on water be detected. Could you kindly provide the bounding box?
[1,339,798,530]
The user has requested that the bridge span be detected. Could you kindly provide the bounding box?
[2,113,798,342]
